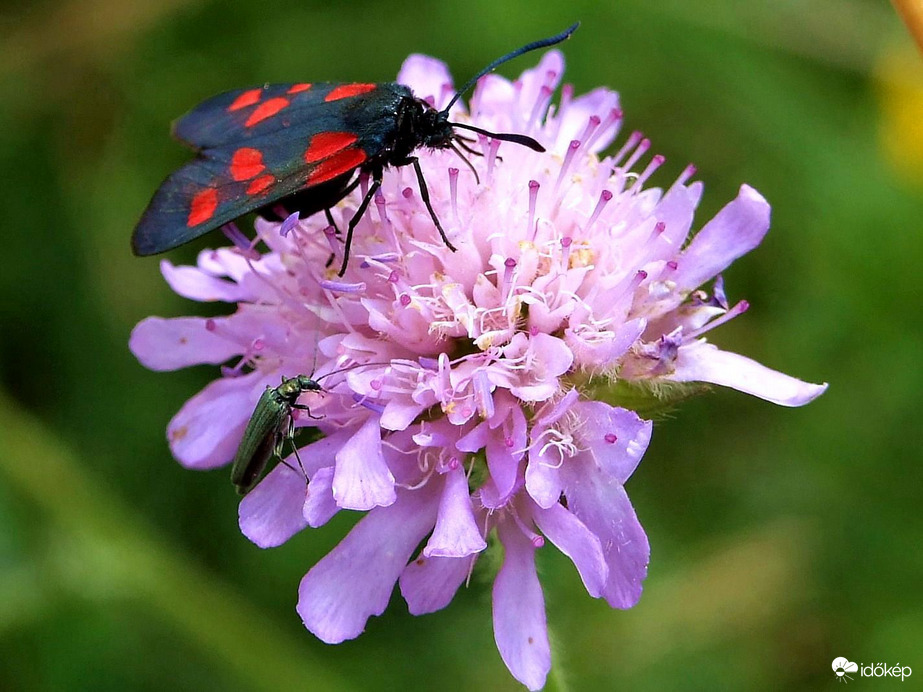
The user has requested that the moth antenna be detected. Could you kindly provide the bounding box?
[450,122,545,152]
[441,23,579,115]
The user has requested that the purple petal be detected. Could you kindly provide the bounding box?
[167,373,270,469]
[517,50,564,120]
[493,519,550,691]
[303,466,339,528]
[536,388,580,428]
[380,399,427,431]
[160,259,253,303]
[485,430,520,506]
[456,420,489,452]
[400,554,472,615]
[651,180,699,256]
[672,341,828,406]
[532,503,608,598]
[397,54,454,109]
[297,488,439,643]
[562,460,649,609]
[332,416,396,510]
[566,317,646,369]
[509,333,573,402]
[555,87,620,153]
[130,317,241,371]
[239,464,308,548]
[675,185,771,290]
[423,466,487,558]
[524,452,563,509]
[572,401,652,482]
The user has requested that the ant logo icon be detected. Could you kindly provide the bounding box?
[832,657,859,683]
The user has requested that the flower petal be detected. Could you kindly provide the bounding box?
[572,401,652,482]
[672,340,828,406]
[562,458,649,609]
[167,372,271,469]
[239,464,308,548]
[493,519,551,691]
[332,416,396,510]
[484,429,520,507]
[380,398,427,431]
[397,54,454,109]
[160,259,253,303]
[524,452,563,509]
[555,87,621,153]
[675,184,771,290]
[423,465,487,558]
[400,553,472,615]
[532,502,608,598]
[297,488,439,643]
[303,466,339,528]
[130,317,241,371]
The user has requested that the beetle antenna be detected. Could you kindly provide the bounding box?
[441,22,579,115]
[313,360,401,384]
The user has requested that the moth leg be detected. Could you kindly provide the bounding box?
[410,157,458,252]
[338,169,383,276]
[323,209,338,268]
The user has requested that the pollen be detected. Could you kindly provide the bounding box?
[568,241,595,269]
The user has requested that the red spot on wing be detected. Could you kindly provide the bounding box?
[247,175,274,195]
[228,89,262,112]
[187,188,219,226]
[303,132,359,163]
[245,97,290,127]
[324,83,376,102]
[306,147,367,185]
[288,83,312,94]
[230,147,265,181]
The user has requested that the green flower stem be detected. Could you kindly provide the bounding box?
[0,389,348,692]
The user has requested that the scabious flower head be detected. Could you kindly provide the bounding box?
[131,50,826,690]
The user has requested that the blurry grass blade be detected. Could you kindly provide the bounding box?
[0,388,348,692]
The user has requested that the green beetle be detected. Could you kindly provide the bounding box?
[230,375,322,495]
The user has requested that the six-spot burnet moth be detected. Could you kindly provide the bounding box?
[131,23,579,275]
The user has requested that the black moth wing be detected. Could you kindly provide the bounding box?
[132,142,347,256]
[132,82,414,256]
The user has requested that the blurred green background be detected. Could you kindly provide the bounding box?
[1,0,921,689]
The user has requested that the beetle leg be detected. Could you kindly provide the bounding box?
[291,402,323,420]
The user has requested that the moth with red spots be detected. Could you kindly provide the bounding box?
[132,24,578,274]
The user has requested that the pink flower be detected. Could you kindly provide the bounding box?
[130,50,826,690]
